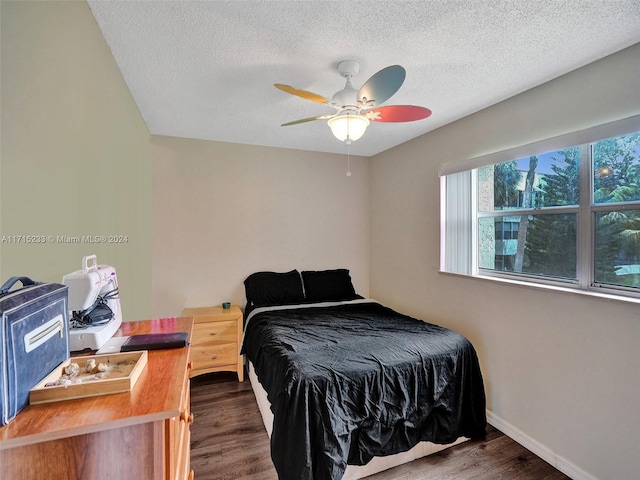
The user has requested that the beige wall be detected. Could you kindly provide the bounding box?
[0,1,151,320]
[151,135,369,317]
[370,43,640,480]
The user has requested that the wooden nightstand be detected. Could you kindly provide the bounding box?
[181,305,244,382]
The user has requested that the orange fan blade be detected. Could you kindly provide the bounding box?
[281,114,335,126]
[275,84,332,105]
[366,105,432,122]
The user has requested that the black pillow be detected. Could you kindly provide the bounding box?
[244,270,305,307]
[301,269,357,302]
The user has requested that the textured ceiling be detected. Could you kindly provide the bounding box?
[87,0,640,157]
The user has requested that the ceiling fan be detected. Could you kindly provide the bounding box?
[275,60,432,144]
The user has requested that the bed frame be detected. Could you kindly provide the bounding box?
[248,362,467,479]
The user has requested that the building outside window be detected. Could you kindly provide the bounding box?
[441,119,640,299]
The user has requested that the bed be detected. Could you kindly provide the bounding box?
[241,269,486,480]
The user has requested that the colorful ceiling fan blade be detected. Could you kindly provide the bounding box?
[281,114,335,126]
[275,84,332,105]
[365,105,432,122]
[357,65,406,108]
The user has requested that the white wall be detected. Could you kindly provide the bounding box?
[151,135,369,317]
[370,43,640,480]
[0,1,152,321]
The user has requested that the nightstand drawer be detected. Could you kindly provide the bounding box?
[190,343,238,370]
[192,320,236,345]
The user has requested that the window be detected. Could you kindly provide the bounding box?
[592,134,640,290]
[440,116,640,299]
[477,146,581,281]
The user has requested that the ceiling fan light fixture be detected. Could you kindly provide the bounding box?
[327,113,370,144]
[276,62,430,149]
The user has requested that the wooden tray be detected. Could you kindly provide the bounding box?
[29,350,148,405]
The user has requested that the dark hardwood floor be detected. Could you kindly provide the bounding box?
[190,372,570,480]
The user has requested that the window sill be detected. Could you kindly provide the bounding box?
[438,270,640,306]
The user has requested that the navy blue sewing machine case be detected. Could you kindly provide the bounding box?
[0,276,69,426]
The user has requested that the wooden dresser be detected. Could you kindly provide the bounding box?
[181,305,244,382]
[0,317,194,480]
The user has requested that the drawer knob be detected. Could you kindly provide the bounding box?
[188,470,195,480]
[211,355,218,360]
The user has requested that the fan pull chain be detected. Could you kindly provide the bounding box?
[346,143,352,177]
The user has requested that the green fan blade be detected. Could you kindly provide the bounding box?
[281,114,334,126]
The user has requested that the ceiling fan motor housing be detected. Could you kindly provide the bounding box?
[333,60,361,109]
[332,85,358,109]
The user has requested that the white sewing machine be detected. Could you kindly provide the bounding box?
[62,255,122,351]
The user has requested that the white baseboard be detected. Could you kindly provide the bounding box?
[486,410,597,480]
